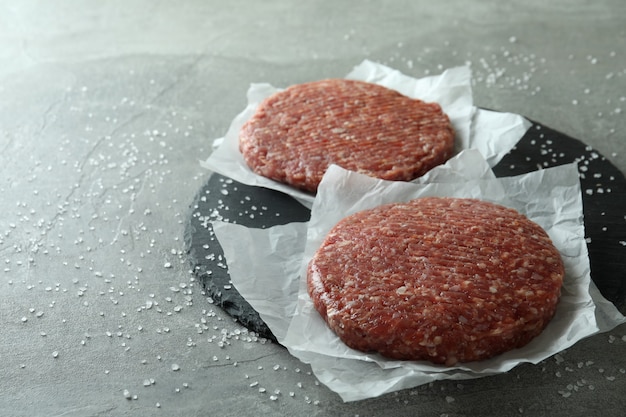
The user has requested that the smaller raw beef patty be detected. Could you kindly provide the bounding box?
[239,79,455,193]
[307,197,565,365]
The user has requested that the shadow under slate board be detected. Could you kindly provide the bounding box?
[184,119,626,342]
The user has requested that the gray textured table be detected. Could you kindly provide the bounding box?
[1,1,625,416]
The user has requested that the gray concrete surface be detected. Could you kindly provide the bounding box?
[0,1,624,416]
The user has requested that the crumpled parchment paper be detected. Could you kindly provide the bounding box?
[212,150,626,402]
[201,60,531,208]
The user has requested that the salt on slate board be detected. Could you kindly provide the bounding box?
[185,176,310,341]
[184,119,626,340]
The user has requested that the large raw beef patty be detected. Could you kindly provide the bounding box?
[307,197,565,365]
[239,79,455,193]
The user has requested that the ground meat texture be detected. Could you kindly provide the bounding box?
[239,79,455,193]
[307,197,565,365]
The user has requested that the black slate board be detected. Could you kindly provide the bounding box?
[184,119,626,340]
[185,175,310,341]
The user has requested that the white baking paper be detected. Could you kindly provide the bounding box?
[212,151,626,402]
[201,60,531,208]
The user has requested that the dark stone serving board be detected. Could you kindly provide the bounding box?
[184,119,626,341]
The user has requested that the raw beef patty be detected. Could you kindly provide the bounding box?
[307,197,565,365]
[239,79,455,193]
